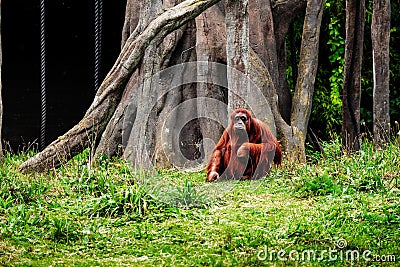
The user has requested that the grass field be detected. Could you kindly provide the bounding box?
[0,139,399,266]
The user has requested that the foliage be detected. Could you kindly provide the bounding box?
[309,0,345,138]
[288,0,400,139]
[1,141,399,266]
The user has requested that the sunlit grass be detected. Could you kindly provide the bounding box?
[0,140,399,266]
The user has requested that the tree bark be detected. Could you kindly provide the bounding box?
[122,0,203,169]
[372,0,391,147]
[254,0,323,163]
[285,0,324,162]
[19,0,324,172]
[224,0,322,163]
[341,0,365,153]
[19,0,222,172]
[121,0,140,48]
[94,1,142,159]
[226,0,249,110]
[195,5,228,159]
[273,0,307,123]
[249,0,279,94]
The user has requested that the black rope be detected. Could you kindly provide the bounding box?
[40,0,46,151]
[94,0,103,91]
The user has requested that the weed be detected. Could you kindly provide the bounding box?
[170,180,211,209]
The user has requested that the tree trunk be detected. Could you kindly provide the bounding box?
[97,1,227,167]
[273,0,307,123]
[372,0,391,147]
[94,0,143,159]
[20,0,324,172]
[0,0,3,160]
[341,0,365,153]
[225,0,277,133]
[19,0,222,172]
[195,4,228,159]
[226,0,249,110]
[253,0,323,163]
[285,0,324,162]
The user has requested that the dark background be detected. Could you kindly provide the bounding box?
[2,0,126,151]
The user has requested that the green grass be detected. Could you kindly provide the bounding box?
[0,140,399,266]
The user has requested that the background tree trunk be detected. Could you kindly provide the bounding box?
[372,0,391,147]
[195,4,228,159]
[226,0,249,110]
[19,0,221,172]
[285,0,324,162]
[341,0,365,153]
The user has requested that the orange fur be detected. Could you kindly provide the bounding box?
[206,109,281,181]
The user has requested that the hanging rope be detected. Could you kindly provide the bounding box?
[94,0,103,91]
[40,0,46,151]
